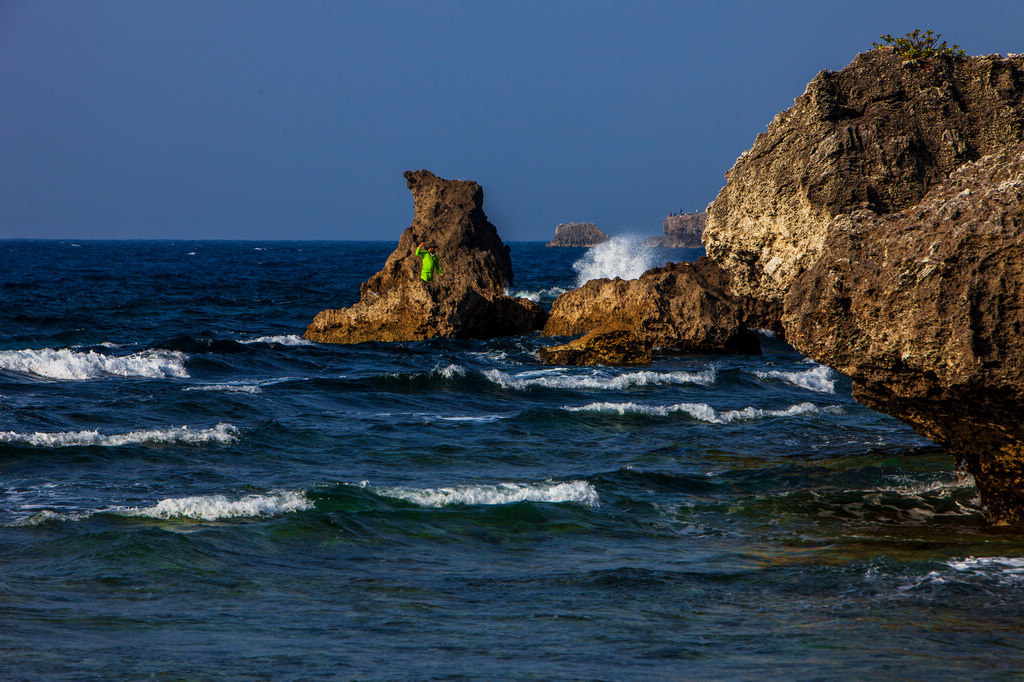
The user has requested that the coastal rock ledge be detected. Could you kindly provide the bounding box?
[705,49,1024,523]
[304,170,546,344]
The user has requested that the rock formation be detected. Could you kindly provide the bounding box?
[705,49,1024,301]
[541,256,779,361]
[703,49,1024,522]
[538,323,653,366]
[304,170,546,343]
[546,222,610,247]
[644,212,706,248]
[784,144,1024,523]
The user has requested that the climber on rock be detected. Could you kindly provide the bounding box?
[415,242,443,283]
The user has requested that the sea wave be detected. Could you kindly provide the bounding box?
[508,286,568,302]
[565,401,842,423]
[116,491,313,521]
[483,367,716,391]
[239,335,315,346]
[0,423,239,447]
[754,364,837,393]
[371,480,600,508]
[0,347,189,380]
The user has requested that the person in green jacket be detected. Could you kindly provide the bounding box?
[415,242,443,282]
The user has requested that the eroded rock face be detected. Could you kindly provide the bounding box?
[304,170,546,343]
[538,323,653,366]
[541,257,778,358]
[546,222,610,247]
[705,50,1024,301]
[645,213,706,248]
[785,145,1024,523]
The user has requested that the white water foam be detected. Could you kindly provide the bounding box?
[116,491,313,521]
[239,335,315,346]
[572,235,657,287]
[186,384,263,394]
[483,367,716,391]
[432,363,468,379]
[373,480,600,508]
[754,364,837,393]
[565,401,842,424]
[0,347,189,380]
[0,423,238,447]
[508,286,569,303]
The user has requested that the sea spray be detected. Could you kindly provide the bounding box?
[572,235,657,287]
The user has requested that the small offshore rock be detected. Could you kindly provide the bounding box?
[545,222,610,247]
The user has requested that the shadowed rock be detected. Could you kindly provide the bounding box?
[304,170,546,343]
[538,323,653,366]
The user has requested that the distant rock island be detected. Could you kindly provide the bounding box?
[644,212,706,248]
[545,222,609,247]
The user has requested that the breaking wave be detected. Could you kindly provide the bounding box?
[0,347,189,380]
[572,235,657,287]
[239,335,315,346]
[483,367,716,391]
[754,364,837,393]
[116,491,313,521]
[371,480,600,508]
[0,423,239,447]
[564,401,843,423]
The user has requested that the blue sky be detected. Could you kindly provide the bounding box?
[2,1,1021,241]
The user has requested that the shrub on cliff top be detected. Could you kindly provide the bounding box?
[873,30,967,59]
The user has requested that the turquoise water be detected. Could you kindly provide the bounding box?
[2,240,1022,680]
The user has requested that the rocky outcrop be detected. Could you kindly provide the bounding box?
[645,212,706,248]
[784,144,1024,523]
[541,256,779,360]
[705,49,1024,301]
[304,170,546,343]
[546,222,610,247]
[538,323,653,366]
[704,48,1024,522]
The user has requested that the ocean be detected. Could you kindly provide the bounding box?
[2,239,1022,680]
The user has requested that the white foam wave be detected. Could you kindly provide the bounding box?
[374,480,600,508]
[572,235,657,287]
[432,363,468,379]
[565,401,842,423]
[116,491,312,521]
[186,383,262,394]
[754,364,837,393]
[483,367,716,391]
[239,335,315,346]
[0,423,238,447]
[0,348,189,380]
[508,286,568,302]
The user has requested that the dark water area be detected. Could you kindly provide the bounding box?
[2,239,1023,680]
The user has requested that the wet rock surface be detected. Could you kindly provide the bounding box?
[538,323,653,366]
[304,170,546,343]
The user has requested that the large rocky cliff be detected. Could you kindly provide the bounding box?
[304,170,546,343]
[704,49,1024,522]
[705,49,1024,301]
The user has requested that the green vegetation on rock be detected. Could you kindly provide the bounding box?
[873,29,967,59]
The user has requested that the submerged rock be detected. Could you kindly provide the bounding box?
[546,222,610,247]
[704,48,1024,523]
[304,170,546,343]
[540,256,777,362]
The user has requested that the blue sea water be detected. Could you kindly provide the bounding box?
[2,239,1023,680]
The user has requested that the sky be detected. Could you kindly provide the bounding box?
[2,1,1022,241]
